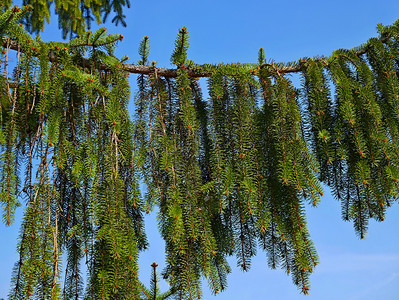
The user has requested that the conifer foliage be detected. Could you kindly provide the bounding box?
[1,6,144,299]
[1,5,399,299]
[1,0,130,38]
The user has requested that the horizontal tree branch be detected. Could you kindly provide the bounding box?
[123,64,211,77]
[0,36,306,78]
[1,30,394,79]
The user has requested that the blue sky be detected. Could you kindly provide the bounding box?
[1,0,399,299]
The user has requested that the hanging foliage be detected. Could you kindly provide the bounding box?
[1,5,399,299]
[0,0,131,38]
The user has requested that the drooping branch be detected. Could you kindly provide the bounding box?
[2,8,399,298]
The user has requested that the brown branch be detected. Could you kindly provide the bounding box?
[1,30,394,78]
[123,64,212,77]
[1,36,301,77]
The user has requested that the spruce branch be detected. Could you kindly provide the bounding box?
[2,26,395,78]
[2,6,399,298]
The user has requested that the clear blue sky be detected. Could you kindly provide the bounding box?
[1,1,399,299]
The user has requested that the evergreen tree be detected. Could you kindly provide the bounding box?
[1,3,399,299]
